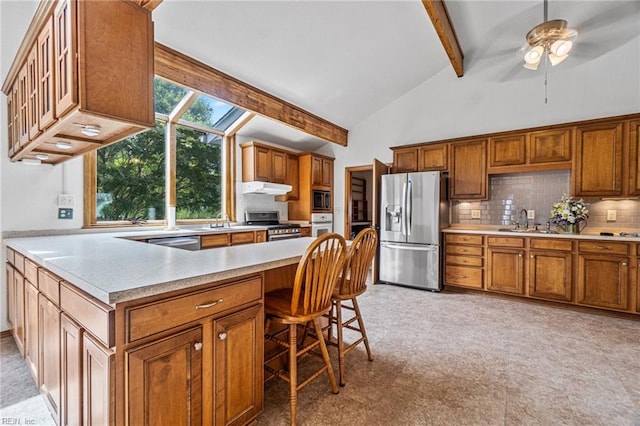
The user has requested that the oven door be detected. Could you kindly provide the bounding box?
[268,233,301,241]
[311,222,333,237]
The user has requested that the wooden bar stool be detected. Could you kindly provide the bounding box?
[327,228,377,386]
[264,233,347,426]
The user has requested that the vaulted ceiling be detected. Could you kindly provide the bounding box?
[153,1,639,150]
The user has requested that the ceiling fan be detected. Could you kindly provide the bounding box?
[521,0,578,71]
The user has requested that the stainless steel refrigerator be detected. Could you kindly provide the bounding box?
[379,171,449,291]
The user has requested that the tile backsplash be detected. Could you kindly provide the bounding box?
[452,170,640,230]
[235,182,288,222]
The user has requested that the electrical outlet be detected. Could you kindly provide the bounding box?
[471,209,481,219]
[58,194,75,207]
[58,208,73,219]
[527,210,535,220]
[607,210,617,221]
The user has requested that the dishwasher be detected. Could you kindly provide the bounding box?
[147,236,201,251]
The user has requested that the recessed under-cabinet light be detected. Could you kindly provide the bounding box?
[56,142,72,150]
[80,124,101,137]
[21,158,42,165]
[35,154,49,161]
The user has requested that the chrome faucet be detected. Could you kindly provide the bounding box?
[519,209,529,230]
[214,212,231,228]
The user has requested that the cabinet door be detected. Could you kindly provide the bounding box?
[489,134,526,167]
[54,0,77,117]
[285,154,299,200]
[321,158,333,187]
[486,248,525,294]
[628,120,640,196]
[13,269,25,356]
[18,64,29,147]
[419,143,448,171]
[577,254,629,310]
[271,150,287,184]
[27,45,40,140]
[37,17,56,130]
[574,122,624,196]
[127,327,202,426]
[450,140,487,199]
[24,281,39,384]
[529,128,572,164]
[311,156,323,185]
[254,146,271,182]
[393,148,418,173]
[6,264,15,328]
[83,333,113,426]
[529,250,572,302]
[39,294,61,424]
[61,314,83,426]
[7,88,15,156]
[214,305,263,426]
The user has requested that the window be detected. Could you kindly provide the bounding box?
[86,77,244,226]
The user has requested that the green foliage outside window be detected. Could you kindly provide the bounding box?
[96,78,224,222]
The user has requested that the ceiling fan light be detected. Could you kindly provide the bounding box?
[524,45,544,64]
[549,52,569,66]
[523,61,541,71]
[550,39,573,56]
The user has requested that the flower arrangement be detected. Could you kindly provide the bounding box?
[550,194,589,225]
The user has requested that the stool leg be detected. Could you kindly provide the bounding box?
[313,318,339,394]
[335,299,346,386]
[352,297,373,361]
[288,324,298,426]
[327,300,335,343]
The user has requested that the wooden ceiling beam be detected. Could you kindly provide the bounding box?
[129,0,164,12]
[422,0,464,78]
[154,43,348,146]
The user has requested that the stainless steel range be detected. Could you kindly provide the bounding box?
[244,211,301,241]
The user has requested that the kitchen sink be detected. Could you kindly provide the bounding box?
[497,228,558,234]
[200,225,259,231]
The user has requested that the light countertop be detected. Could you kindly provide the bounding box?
[443,225,640,242]
[5,233,316,306]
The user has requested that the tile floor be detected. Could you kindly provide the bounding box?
[1,284,639,425]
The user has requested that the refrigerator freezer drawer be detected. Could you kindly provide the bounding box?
[379,242,441,291]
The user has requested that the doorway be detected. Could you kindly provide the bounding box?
[344,165,373,240]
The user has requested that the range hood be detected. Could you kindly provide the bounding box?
[242,181,292,195]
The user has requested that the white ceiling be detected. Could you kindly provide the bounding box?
[153,1,640,151]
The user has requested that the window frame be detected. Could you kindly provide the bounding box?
[83,69,238,228]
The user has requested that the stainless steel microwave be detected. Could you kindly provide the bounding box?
[312,190,331,211]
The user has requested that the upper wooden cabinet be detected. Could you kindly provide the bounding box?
[311,155,333,188]
[2,0,154,165]
[392,143,448,173]
[241,141,290,184]
[450,139,487,200]
[573,121,624,197]
[628,119,640,196]
[488,128,572,173]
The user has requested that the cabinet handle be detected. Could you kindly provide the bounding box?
[595,246,611,250]
[530,254,535,258]
[218,332,227,341]
[518,253,523,257]
[456,274,468,279]
[194,342,203,351]
[459,249,468,253]
[621,262,628,267]
[195,298,224,310]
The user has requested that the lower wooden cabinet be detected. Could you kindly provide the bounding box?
[12,266,26,356]
[61,314,83,426]
[24,281,39,384]
[127,327,203,425]
[528,238,573,302]
[486,247,525,294]
[577,254,629,310]
[39,293,61,424]
[214,305,263,426]
[83,333,114,426]
[444,233,484,289]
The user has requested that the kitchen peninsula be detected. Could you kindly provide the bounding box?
[4,233,314,425]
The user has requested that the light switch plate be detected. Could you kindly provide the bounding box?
[527,210,535,220]
[58,194,75,207]
[607,210,617,221]
[471,209,481,219]
[58,208,73,219]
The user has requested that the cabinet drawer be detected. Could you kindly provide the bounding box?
[231,231,255,245]
[445,255,483,267]
[24,259,39,287]
[60,282,115,348]
[445,265,483,289]
[127,276,263,342]
[38,269,60,305]
[201,233,229,249]
[487,237,525,248]
[446,245,483,256]
[6,247,15,266]
[530,238,572,251]
[579,241,629,255]
[14,252,25,275]
[445,234,483,245]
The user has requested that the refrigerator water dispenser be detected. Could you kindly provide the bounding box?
[385,205,402,232]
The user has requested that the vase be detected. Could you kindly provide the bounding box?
[565,223,580,234]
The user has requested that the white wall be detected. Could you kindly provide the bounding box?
[325,36,640,235]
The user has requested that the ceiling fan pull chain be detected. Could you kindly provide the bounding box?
[544,55,549,104]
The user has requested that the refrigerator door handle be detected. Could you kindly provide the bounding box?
[401,179,408,236]
[381,243,438,251]
[407,179,413,236]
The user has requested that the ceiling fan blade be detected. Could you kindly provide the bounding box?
[574,1,640,35]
